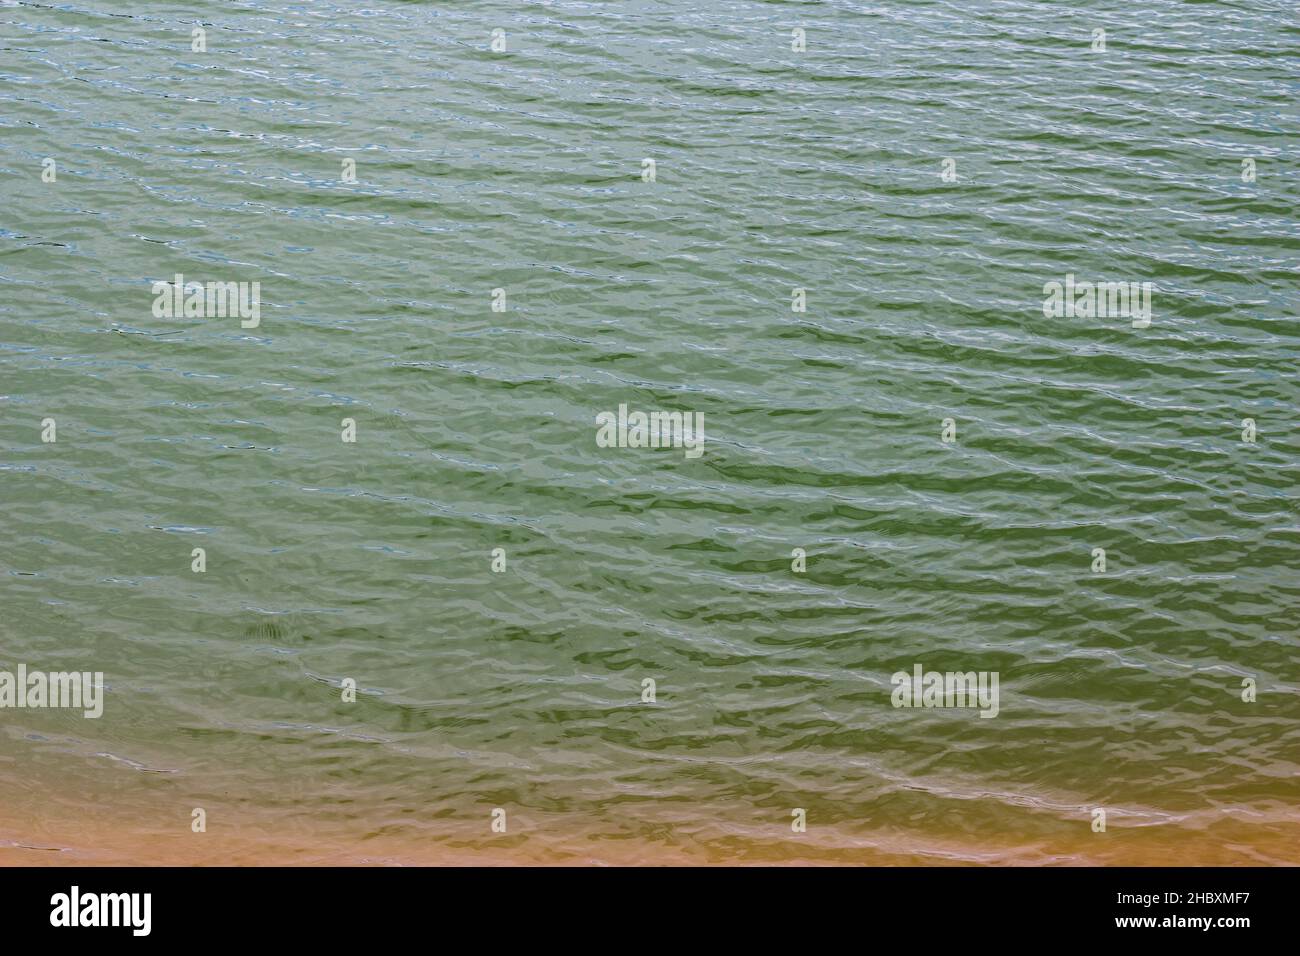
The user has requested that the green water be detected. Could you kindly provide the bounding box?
[1,0,1297,864]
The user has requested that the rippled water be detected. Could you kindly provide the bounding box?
[1,0,1297,865]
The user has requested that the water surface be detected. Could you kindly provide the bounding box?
[1,0,1297,864]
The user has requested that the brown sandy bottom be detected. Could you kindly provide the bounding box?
[3,802,1297,867]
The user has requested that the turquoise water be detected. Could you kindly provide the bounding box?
[1,0,1297,864]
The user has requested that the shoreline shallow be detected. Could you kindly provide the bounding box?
[5,805,1297,867]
